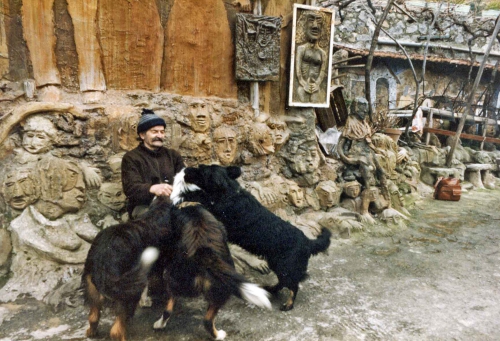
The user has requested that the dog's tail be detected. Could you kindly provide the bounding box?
[111,247,160,297]
[195,248,271,310]
[309,227,332,255]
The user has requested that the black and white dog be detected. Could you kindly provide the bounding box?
[171,165,332,311]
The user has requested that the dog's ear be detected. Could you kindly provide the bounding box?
[226,166,242,179]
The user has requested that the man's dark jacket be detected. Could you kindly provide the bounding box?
[121,144,185,216]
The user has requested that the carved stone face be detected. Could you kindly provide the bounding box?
[315,181,341,208]
[59,162,86,212]
[287,182,304,207]
[98,183,126,211]
[267,118,290,150]
[3,169,39,210]
[22,116,57,154]
[35,159,86,220]
[249,123,275,155]
[118,112,140,151]
[214,127,238,165]
[304,12,323,42]
[351,98,368,121]
[288,146,320,175]
[257,22,274,47]
[367,186,380,201]
[189,101,211,132]
[344,181,361,198]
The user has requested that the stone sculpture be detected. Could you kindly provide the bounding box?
[337,97,390,223]
[213,126,238,165]
[267,116,290,152]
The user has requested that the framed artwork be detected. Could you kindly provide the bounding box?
[235,13,282,81]
[288,4,335,108]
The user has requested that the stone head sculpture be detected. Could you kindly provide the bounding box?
[21,115,58,154]
[2,167,40,210]
[267,116,290,151]
[248,122,275,155]
[286,143,320,175]
[118,111,140,151]
[213,126,238,165]
[98,182,126,211]
[188,99,211,133]
[34,157,86,220]
[350,97,369,121]
[108,152,124,180]
[285,180,304,207]
[315,180,341,208]
[344,180,361,198]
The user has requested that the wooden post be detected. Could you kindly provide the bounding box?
[250,0,262,118]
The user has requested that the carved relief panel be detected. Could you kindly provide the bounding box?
[235,14,282,81]
[289,4,334,108]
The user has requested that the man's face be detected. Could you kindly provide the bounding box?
[140,125,165,150]
[305,12,323,41]
[3,170,38,210]
[215,135,238,165]
[22,130,53,154]
[189,102,211,132]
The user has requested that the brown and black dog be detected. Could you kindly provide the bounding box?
[153,202,271,340]
[82,197,270,341]
[81,197,173,341]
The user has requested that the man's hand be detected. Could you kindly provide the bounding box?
[150,183,173,197]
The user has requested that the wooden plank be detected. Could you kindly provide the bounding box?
[424,127,500,144]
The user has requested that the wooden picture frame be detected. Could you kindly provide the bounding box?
[288,4,335,108]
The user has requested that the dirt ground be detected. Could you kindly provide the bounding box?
[1,186,500,341]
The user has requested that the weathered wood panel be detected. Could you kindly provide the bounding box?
[162,0,237,98]
[98,0,163,91]
[22,0,60,86]
[67,0,105,92]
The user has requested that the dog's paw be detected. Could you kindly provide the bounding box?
[280,302,294,311]
[215,329,227,340]
[153,315,170,330]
